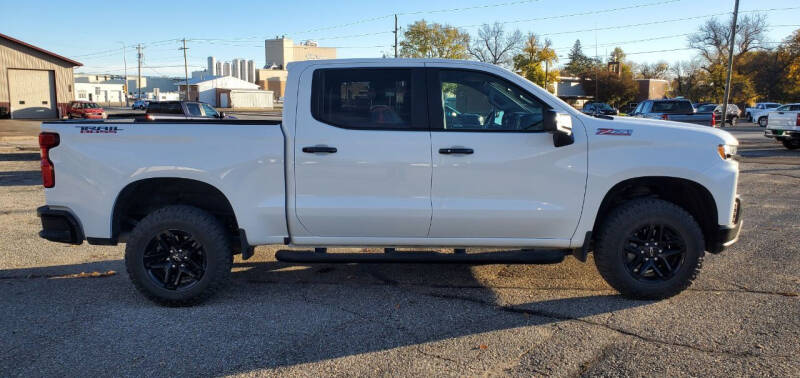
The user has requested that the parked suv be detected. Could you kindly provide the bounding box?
[132,99,149,110]
[144,101,231,121]
[630,99,695,120]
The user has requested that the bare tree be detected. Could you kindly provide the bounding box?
[468,23,523,66]
[638,61,670,79]
[689,13,768,65]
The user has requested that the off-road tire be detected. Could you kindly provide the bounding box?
[594,198,705,300]
[782,139,800,150]
[125,205,232,306]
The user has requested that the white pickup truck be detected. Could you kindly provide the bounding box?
[37,59,742,306]
[745,102,781,127]
[764,103,800,149]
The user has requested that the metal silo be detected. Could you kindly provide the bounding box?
[208,56,216,76]
[247,60,255,83]
[223,62,231,77]
[239,59,248,82]
[232,59,240,79]
[216,61,223,77]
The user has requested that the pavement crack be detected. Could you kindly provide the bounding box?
[420,292,794,360]
[0,270,117,280]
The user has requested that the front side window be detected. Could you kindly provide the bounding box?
[186,103,202,116]
[439,70,546,131]
[201,104,219,118]
[313,68,419,129]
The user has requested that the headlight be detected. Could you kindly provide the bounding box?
[717,144,737,160]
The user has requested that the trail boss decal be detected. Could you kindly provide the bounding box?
[596,128,633,136]
[76,126,123,134]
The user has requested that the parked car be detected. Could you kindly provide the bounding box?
[37,59,741,306]
[747,102,782,126]
[764,103,800,149]
[144,101,232,121]
[66,101,106,119]
[582,102,618,115]
[716,104,741,126]
[132,99,149,110]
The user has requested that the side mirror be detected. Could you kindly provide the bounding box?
[543,110,574,147]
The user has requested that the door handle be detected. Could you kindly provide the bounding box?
[439,147,474,155]
[302,146,337,153]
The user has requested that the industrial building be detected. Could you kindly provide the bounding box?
[179,76,273,109]
[0,33,81,119]
[74,82,125,106]
[256,37,337,100]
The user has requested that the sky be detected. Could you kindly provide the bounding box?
[2,0,799,77]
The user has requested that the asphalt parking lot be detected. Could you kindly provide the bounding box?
[0,122,798,376]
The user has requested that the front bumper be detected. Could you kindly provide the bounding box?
[764,129,800,139]
[37,206,84,245]
[711,197,742,253]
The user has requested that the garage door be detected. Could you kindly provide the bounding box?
[8,69,57,119]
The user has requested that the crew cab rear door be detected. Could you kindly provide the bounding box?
[292,64,432,237]
[426,66,587,242]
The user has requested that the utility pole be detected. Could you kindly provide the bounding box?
[393,14,398,58]
[181,39,190,100]
[121,43,129,107]
[721,0,740,128]
[545,59,549,92]
[136,44,143,100]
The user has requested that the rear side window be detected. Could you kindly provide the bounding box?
[186,103,202,116]
[652,101,693,113]
[312,68,426,130]
[148,102,183,114]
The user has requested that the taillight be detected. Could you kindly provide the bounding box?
[661,114,669,120]
[796,113,800,126]
[711,112,716,127]
[145,114,155,121]
[39,132,59,188]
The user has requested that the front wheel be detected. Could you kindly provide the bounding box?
[125,205,233,306]
[782,139,800,150]
[594,199,705,300]
[758,117,768,127]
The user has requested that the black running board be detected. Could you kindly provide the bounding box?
[275,249,568,265]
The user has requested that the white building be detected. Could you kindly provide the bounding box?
[180,76,272,109]
[74,82,125,105]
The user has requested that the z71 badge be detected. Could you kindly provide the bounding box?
[75,126,123,134]
[596,128,633,136]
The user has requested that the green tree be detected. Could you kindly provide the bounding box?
[512,34,559,92]
[399,20,470,59]
[564,39,597,76]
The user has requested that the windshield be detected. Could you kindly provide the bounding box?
[697,104,717,112]
[765,103,780,109]
[651,101,693,113]
[84,103,100,109]
[776,105,790,111]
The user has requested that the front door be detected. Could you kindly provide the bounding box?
[293,66,432,237]
[427,68,587,242]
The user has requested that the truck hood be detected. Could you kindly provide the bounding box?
[604,116,739,146]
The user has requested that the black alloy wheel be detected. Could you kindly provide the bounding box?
[623,224,686,282]
[143,229,206,290]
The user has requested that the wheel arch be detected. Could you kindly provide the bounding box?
[590,176,719,253]
[111,177,240,245]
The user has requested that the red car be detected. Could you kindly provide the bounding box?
[66,101,106,119]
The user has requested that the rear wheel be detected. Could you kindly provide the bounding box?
[125,205,232,306]
[728,116,738,126]
[594,199,705,300]
[782,139,800,150]
[758,117,768,127]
